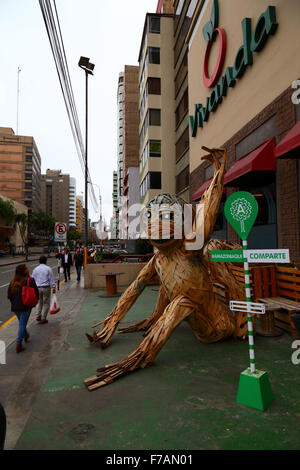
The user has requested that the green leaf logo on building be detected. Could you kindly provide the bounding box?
[225,192,258,240]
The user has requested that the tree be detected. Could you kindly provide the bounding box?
[15,213,29,260]
[29,210,56,251]
[0,198,16,226]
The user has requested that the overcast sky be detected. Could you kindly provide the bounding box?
[0,0,158,225]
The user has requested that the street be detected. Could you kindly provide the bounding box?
[0,258,60,326]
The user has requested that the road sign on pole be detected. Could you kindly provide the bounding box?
[230,301,265,315]
[245,249,290,263]
[54,222,67,242]
[224,191,274,411]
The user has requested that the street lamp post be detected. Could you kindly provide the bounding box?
[78,57,95,263]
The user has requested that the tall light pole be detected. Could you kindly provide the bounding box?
[78,57,95,262]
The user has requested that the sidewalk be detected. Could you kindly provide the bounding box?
[2,281,300,450]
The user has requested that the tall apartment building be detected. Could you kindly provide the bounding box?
[117,65,140,243]
[41,169,70,226]
[111,170,119,238]
[0,127,41,213]
[76,196,83,234]
[138,10,176,205]
[69,177,76,230]
[117,73,125,200]
[173,0,198,201]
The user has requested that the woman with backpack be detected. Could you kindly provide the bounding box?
[7,264,39,353]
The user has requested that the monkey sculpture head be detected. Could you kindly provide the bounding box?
[143,193,187,251]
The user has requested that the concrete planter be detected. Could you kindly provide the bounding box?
[84,262,147,289]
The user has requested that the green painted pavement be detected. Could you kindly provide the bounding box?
[15,288,300,450]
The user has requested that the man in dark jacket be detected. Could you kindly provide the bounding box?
[61,248,73,282]
[74,249,84,281]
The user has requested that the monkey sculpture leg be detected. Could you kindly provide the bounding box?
[84,295,196,390]
[187,291,235,344]
[118,284,169,335]
[86,256,157,347]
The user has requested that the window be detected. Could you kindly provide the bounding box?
[147,47,160,65]
[25,146,32,152]
[25,164,32,170]
[176,127,189,161]
[140,171,162,198]
[25,155,32,162]
[149,140,161,157]
[149,109,161,126]
[149,172,161,189]
[148,16,160,34]
[25,173,32,180]
[175,88,189,127]
[25,183,32,189]
[176,166,189,193]
[147,77,161,95]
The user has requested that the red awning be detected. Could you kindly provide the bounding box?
[224,137,276,187]
[275,121,300,159]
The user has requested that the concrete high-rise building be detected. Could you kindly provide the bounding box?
[41,169,70,226]
[111,170,119,239]
[138,10,176,205]
[69,177,76,230]
[0,127,41,213]
[117,65,140,243]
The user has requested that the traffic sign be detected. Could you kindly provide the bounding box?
[244,249,290,264]
[54,222,67,242]
[210,250,247,262]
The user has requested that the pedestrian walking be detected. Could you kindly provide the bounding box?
[61,247,73,282]
[74,248,84,281]
[32,256,56,325]
[7,264,39,353]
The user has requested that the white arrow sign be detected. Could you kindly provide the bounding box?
[244,249,289,264]
[230,301,265,315]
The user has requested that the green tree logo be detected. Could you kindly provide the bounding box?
[230,198,252,233]
[224,192,258,240]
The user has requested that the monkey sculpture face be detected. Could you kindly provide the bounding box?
[144,193,186,251]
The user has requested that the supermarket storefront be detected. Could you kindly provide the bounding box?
[187,0,300,261]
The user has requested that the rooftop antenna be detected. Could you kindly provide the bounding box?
[16,67,21,135]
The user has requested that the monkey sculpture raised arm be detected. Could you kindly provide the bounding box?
[85,147,245,391]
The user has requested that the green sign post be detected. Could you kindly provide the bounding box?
[224,191,274,411]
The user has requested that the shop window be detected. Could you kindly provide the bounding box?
[246,183,277,249]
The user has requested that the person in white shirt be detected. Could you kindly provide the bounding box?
[32,256,56,324]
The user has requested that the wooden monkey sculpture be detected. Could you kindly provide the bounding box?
[85,147,245,391]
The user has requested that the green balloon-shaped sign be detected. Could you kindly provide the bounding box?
[224,192,258,240]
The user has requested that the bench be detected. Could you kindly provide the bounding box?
[212,263,300,338]
[252,265,300,338]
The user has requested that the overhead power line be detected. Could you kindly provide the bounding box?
[39,0,98,213]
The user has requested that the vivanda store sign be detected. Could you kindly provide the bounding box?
[189,1,278,137]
